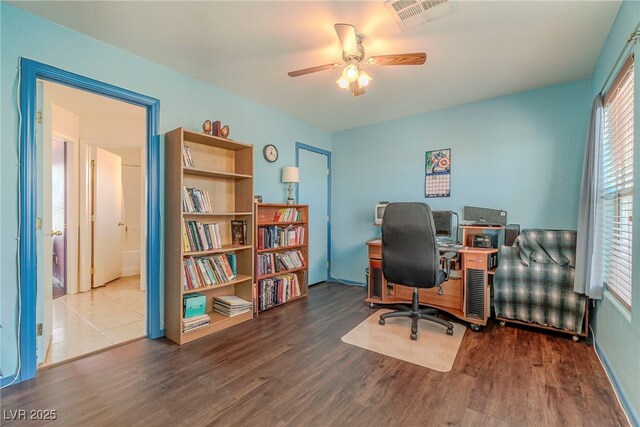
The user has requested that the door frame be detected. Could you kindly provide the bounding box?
[295,142,332,281]
[51,127,80,296]
[51,137,68,297]
[17,58,162,384]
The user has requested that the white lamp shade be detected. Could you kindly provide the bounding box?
[282,166,300,183]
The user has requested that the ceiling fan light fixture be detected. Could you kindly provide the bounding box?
[357,70,372,87]
[343,64,359,82]
[336,76,349,89]
[287,23,427,97]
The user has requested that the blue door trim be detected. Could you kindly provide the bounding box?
[295,142,331,281]
[17,58,162,385]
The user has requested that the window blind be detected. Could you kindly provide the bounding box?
[602,56,634,307]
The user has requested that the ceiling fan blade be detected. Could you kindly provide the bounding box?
[334,23,358,57]
[288,63,341,77]
[367,53,427,66]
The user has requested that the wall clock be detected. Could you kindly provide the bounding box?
[263,144,278,163]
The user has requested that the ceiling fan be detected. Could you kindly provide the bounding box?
[288,23,426,96]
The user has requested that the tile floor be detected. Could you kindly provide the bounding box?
[42,275,146,366]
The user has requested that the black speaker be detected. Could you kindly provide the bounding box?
[505,224,520,247]
[472,234,498,248]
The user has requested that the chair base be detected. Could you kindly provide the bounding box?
[379,287,454,340]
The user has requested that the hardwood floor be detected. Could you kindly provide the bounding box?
[0,282,628,426]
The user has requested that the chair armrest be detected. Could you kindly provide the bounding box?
[499,245,518,258]
[441,251,457,280]
[495,245,522,284]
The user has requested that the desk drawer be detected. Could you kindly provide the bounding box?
[464,253,487,269]
[395,278,462,311]
[368,244,382,260]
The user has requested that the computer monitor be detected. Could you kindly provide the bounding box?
[432,210,453,238]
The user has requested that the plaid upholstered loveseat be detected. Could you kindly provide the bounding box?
[493,229,587,334]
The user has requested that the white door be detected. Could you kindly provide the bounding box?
[298,147,330,285]
[93,148,123,287]
[36,81,54,364]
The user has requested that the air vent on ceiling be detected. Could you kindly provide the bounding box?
[384,0,459,32]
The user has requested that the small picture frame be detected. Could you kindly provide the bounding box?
[254,195,263,203]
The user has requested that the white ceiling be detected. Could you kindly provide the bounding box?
[44,81,146,119]
[15,1,621,132]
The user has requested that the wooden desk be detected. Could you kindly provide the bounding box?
[366,239,497,331]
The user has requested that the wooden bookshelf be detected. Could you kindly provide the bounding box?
[254,203,309,314]
[164,127,254,345]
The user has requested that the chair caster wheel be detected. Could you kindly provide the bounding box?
[379,318,385,325]
[572,335,579,342]
[369,303,375,308]
[470,324,482,332]
[499,321,506,327]
[410,332,417,340]
[446,328,453,336]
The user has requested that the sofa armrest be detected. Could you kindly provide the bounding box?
[499,245,518,258]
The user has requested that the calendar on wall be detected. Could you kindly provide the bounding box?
[425,148,451,198]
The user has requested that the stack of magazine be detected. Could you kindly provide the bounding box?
[213,295,252,317]
[182,314,210,333]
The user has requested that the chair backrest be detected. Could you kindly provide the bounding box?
[515,229,577,267]
[381,202,440,288]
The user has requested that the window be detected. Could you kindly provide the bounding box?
[601,55,634,307]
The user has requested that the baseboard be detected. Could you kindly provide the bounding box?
[121,267,140,277]
[1,373,20,388]
[329,276,365,287]
[594,341,639,426]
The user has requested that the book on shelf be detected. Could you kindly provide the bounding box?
[182,314,210,333]
[256,250,305,276]
[213,295,252,317]
[277,250,305,270]
[183,220,223,252]
[182,186,213,213]
[226,253,237,276]
[183,293,206,318]
[273,207,302,222]
[258,273,302,311]
[182,145,195,168]
[182,253,237,290]
[231,220,247,245]
[257,225,305,250]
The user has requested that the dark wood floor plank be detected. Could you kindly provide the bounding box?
[0,282,628,426]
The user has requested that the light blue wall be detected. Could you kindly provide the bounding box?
[589,0,640,422]
[331,80,591,282]
[0,4,331,381]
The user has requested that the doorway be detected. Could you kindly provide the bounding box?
[17,59,161,384]
[296,143,331,285]
[38,81,148,366]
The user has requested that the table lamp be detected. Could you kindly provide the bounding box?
[282,166,299,204]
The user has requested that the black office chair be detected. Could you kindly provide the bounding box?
[379,202,454,340]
